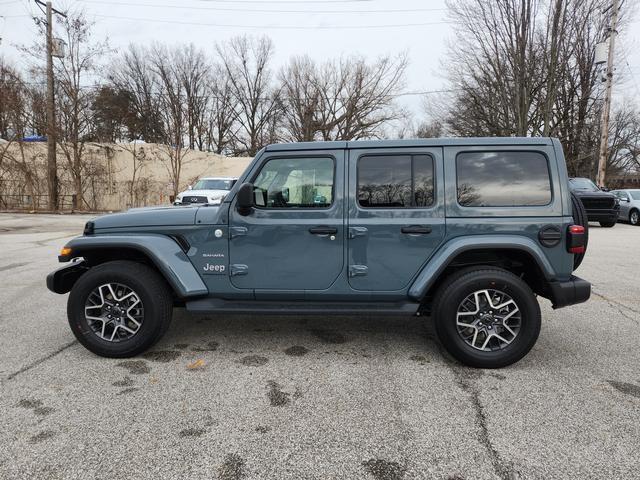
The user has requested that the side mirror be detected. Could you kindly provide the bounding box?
[236,182,254,216]
[622,197,630,202]
[187,185,192,190]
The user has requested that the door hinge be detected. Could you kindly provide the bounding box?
[230,226,248,238]
[349,265,368,277]
[348,227,368,239]
[230,264,249,276]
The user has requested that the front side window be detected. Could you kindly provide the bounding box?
[252,157,334,208]
[456,151,551,207]
[630,191,640,201]
[358,154,434,208]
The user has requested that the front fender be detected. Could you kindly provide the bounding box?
[407,235,557,302]
[60,234,208,298]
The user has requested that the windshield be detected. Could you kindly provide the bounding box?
[569,178,599,192]
[192,179,236,191]
[630,191,640,200]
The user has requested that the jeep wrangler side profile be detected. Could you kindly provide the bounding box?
[47,138,590,368]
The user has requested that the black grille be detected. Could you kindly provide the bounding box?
[181,195,208,204]
[580,196,615,210]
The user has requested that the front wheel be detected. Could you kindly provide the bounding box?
[630,210,640,226]
[67,260,173,358]
[432,267,541,368]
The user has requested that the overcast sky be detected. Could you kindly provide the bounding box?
[1,0,639,122]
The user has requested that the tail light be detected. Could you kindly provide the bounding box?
[567,225,585,254]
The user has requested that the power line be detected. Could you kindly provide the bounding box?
[621,52,640,99]
[91,14,452,29]
[75,0,446,14]
[196,0,375,3]
[4,80,460,98]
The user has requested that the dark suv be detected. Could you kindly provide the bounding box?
[47,138,591,368]
[569,177,619,227]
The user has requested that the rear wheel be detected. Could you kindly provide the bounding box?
[432,267,541,368]
[630,209,640,226]
[67,260,173,357]
[570,191,589,269]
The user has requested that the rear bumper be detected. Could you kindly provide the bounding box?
[46,260,88,294]
[546,275,591,309]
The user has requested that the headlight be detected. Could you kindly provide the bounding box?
[209,197,222,204]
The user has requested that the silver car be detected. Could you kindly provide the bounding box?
[611,189,640,226]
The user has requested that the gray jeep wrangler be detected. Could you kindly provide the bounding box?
[47,138,590,368]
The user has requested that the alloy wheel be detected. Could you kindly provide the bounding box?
[84,283,144,342]
[456,289,522,351]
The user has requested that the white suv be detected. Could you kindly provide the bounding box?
[174,177,238,205]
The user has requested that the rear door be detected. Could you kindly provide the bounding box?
[347,147,446,291]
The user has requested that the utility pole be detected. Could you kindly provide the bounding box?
[36,0,66,211]
[596,0,619,188]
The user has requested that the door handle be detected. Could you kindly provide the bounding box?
[401,225,432,235]
[309,226,338,235]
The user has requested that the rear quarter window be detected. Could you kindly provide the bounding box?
[456,151,552,207]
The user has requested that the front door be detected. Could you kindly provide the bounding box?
[347,147,446,291]
[229,150,345,291]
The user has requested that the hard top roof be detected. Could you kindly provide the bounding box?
[264,137,554,152]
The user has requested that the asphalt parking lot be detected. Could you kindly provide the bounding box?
[0,213,638,480]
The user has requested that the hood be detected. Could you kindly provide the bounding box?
[571,189,615,199]
[178,189,229,199]
[92,205,204,229]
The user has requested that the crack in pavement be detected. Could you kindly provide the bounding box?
[3,340,78,383]
[592,290,640,326]
[433,337,515,480]
[0,262,28,272]
[451,367,516,480]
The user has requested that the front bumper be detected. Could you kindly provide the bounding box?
[46,259,88,294]
[546,275,591,309]
[585,206,619,223]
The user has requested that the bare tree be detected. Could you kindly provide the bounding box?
[216,35,281,156]
[317,54,408,141]
[438,0,635,179]
[148,46,188,197]
[279,56,323,142]
[119,140,148,207]
[279,53,407,142]
[106,44,165,142]
[52,12,109,209]
[607,106,640,175]
[0,60,42,208]
[174,44,210,150]
[205,64,237,154]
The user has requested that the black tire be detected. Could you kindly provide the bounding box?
[67,260,173,358]
[630,209,640,226]
[570,191,589,270]
[432,267,541,369]
[599,220,616,228]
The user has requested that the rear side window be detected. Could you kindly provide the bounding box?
[456,151,551,207]
[358,154,434,208]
